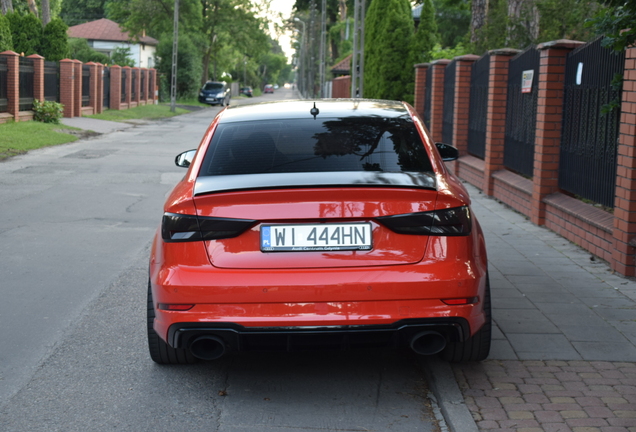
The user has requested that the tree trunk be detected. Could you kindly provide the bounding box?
[41,0,51,26]
[1,0,14,14]
[470,0,488,43]
[202,48,211,86]
[26,0,38,17]
[507,0,539,44]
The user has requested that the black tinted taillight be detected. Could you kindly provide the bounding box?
[376,206,471,236]
[161,213,256,242]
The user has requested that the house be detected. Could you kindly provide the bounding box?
[67,18,158,68]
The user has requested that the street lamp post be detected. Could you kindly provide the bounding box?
[293,17,306,98]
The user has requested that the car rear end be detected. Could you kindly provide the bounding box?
[149,100,489,363]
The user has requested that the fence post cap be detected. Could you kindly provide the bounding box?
[59,58,75,63]
[85,62,97,66]
[414,63,430,69]
[431,59,451,66]
[0,50,19,56]
[537,39,585,50]
[455,54,480,62]
[488,48,521,56]
[26,54,44,59]
[110,64,122,69]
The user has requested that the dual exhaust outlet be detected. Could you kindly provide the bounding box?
[188,331,447,361]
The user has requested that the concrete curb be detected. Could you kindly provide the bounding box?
[421,356,478,432]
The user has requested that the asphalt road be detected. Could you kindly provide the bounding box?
[0,89,441,431]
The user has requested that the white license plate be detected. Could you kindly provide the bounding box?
[206,97,215,101]
[260,223,372,252]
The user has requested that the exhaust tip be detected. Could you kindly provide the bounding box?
[190,336,226,360]
[410,331,447,356]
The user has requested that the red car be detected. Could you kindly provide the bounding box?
[148,100,490,364]
[264,84,274,93]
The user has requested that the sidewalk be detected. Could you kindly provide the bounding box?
[430,183,636,432]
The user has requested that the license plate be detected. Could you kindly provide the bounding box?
[206,97,215,101]
[260,223,372,252]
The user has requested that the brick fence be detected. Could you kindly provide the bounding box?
[413,39,636,277]
[0,50,157,123]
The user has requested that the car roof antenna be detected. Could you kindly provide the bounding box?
[310,102,319,120]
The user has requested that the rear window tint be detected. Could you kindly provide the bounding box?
[199,117,433,176]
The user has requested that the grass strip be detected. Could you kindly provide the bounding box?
[87,104,190,121]
[0,121,79,161]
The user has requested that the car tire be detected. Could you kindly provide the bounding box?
[147,280,198,364]
[440,275,492,362]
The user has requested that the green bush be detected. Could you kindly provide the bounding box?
[0,13,12,52]
[32,99,64,124]
[6,12,41,56]
[40,19,69,61]
[68,38,110,64]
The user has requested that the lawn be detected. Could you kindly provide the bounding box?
[0,121,80,161]
[87,103,190,121]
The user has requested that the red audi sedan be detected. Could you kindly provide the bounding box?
[148,99,490,364]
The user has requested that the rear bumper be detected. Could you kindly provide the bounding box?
[168,318,469,352]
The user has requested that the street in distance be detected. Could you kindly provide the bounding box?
[260,223,372,252]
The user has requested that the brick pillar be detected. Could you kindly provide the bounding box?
[530,40,584,225]
[96,64,104,114]
[110,65,122,110]
[483,49,519,196]
[149,69,157,103]
[28,54,44,102]
[414,63,429,118]
[132,67,141,105]
[612,46,636,276]
[452,55,479,155]
[1,51,19,121]
[123,66,132,107]
[59,59,75,118]
[86,62,99,115]
[73,60,82,117]
[429,59,450,143]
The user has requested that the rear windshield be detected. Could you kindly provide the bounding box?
[203,82,224,91]
[199,117,433,176]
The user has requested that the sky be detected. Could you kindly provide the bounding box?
[259,0,297,60]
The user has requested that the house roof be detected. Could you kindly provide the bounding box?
[331,54,351,76]
[68,18,158,45]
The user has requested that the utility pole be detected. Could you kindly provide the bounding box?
[293,18,306,98]
[351,0,365,98]
[319,0,327,97]
[170,0,179,112]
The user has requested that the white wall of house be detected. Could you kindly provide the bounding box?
[91,41,156,68]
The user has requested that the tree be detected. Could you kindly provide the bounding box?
[411,0,437,64]
[39,17,68,60]
[155,31,202,100]
[587,0,633,52]
[111,46,135,66]
[0,13,12,51]
[1,0,13,15]
[68,37,110,63]
[431,0,470,48]
[364,0,413,101]
[6,11,41,55]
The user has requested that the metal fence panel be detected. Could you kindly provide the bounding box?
[82,64,90,107]
[140,70,145,100]
[558,37,624,208]
[467,54,490,159]
[424,66,432,129]
[103,67,110,109]
[504,47,540,177]
[121,69,127,103]
[0,57,7,113]
[131,69,137,101]
[442,60,456,144]
[44,61,59,102]
[19,57,34,111]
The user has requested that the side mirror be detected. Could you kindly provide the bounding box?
[175,149,197,168]
[435,142,459,162]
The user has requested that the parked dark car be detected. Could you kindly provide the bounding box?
[198,81,231,106]
[240,86,253,97]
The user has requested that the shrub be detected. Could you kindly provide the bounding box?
[68,38,110,64]
[6,11,42,56]
[32,99,64,124]
[40,19,69,61]
[0,13,12,52]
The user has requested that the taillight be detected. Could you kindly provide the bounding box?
[161,213,256,242]
[442,297,479,305]
[376,206,471,236]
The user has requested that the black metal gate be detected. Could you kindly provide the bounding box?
[19,57,34,111]
[423,66,433,129]
[504,47,540,177]
[467,54,490,159]
[0,56,7,113]
[131,69,137,101]
[82,64,90,107]
[442,60,457,144]
[140,70,145,100]
[558,37,625,208]
[44,61,59,102]
[103,67,110,109]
